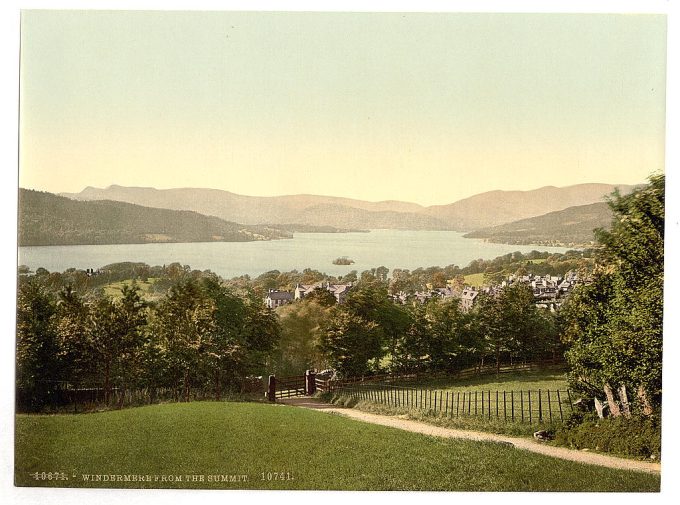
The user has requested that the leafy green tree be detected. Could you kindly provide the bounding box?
[391,303,430,373]
[563,174,664,414]
[150,280,217,401]
[16,277,60,411]
[113,284,148,393]
[240,290,281,377]
[305,287,337,307]
[423,299,478,372]
[199,277,246,395]
[320,308,382,377]
[54,285,91,384]
[476,284,545,372]
[274,298,332,375]
[87,284,147,402]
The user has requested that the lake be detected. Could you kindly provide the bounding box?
[18,230,575,279]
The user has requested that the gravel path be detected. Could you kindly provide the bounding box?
[278,396,661,475]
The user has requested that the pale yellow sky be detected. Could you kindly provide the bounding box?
[19,11,666,205]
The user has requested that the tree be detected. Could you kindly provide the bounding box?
[200,277,245,396]
[320,308,382,377]
[563,174,664,414]
[87,284,147,403]
[16,277,60,411]
[274,298,332,376]
[150,280,217,401]
[54,285,91,385]
[391,303,430,373]
[240,290,281,377]
[476,284,545,372]
[305,287,337,307]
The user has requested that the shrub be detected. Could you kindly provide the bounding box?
[553,414,661,460]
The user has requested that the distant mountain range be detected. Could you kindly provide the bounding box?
[463,202,613,247]
[18,189,292,246]
[19,183,637,248]
[60,183,637,232]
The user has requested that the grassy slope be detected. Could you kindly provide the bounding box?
[322,369,572,437]
[102,279,159,300]
[15,402,658,491]
[412,369,570,392]
[463,272,486,287]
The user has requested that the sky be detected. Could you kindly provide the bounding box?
[19,10,667,206]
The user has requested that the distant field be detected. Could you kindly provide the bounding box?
[463,272,486,287]
[102,279,159,300]
[407,368,570,392]
[15,402,659,491]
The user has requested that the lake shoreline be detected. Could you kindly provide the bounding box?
[18,230,576,280]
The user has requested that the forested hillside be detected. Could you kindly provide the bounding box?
[18,189,291,246]
[463,202,612,246]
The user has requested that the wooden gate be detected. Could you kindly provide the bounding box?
[267,371,318,401]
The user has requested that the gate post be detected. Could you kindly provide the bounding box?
[305,369,316,396]
[267,375,276,402]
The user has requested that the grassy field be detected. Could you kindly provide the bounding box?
[463,272,486,287]
[321,369,572,437]
[15,401,659,491]
[102,279,159,300]
[402,368,570,392]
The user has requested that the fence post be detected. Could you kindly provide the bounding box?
[557,390,563,422]
[267,375,276,402]
[503,391,507,421]
[511,391,514,421]
[305,370,316,396]
[488,390,491,419]
[528,391,532,423]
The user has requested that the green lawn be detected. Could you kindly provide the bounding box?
[15,401,659,491]
[322,369,574,437]
[102,278,159,300]
[408,368,570,392]
[463,272,486,287]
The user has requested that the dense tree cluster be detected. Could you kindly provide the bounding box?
[560,174,664,415]
[316,279,560,378]
[16,274,280,411]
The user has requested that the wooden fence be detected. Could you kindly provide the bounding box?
[16,380,266,413]
[268,361,571,425]
[331,382,574,423]
[274,375,307,399]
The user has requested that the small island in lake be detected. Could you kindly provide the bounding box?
[332,256,355,265]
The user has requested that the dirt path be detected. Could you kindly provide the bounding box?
[278,396,661,475]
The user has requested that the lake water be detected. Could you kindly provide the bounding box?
[18,230,575,279]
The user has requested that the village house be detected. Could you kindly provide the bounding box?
[264,289,294,309]
[460,288,479,312]
[294,282,353,304]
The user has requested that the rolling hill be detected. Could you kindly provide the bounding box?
[61,185,443,230]
[463,202,613,247]
[18,189,292,246]
[60,183,636,232]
